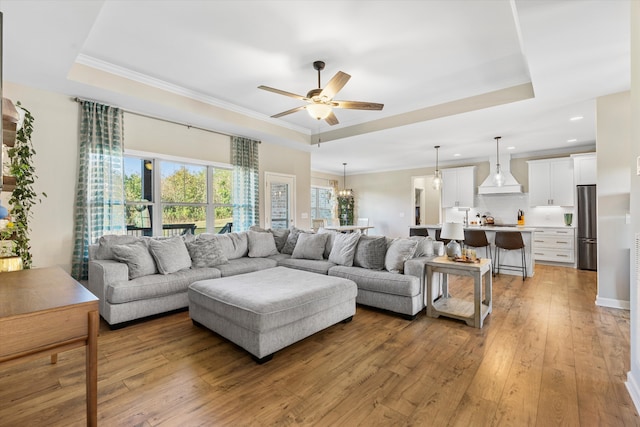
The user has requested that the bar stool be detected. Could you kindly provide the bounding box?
[464,229,492,261]
[494,231,527,281]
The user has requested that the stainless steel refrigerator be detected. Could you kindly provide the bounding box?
[577,184,597,270]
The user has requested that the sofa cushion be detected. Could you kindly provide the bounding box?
[186,238,228,268]
[148,236,192,275]
[111,240,157,279]
[329,266,421,297]
[106,267,222,304]
[292,233,328,260]
[353,235,387,270]
[328,232,360,266]
[281,227,309,255]
[215,257,278,277]
[247,230,279,257]
[277,258,337,275]
[385,238,418,273]
[198,232,249,260]
[95,234,141,260]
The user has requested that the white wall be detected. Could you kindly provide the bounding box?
[1,82,311,272]
[596,91,631,308]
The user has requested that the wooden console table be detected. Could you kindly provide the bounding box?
[425,256,492,328]
[0,267,99,426]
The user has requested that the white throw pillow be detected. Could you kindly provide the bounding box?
[385,238,419,273]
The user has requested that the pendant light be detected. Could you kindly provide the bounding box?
[339,163,352,197]
[432,145,442,190]
[493,136,504,187]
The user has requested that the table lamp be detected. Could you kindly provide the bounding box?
[441,222,464,259]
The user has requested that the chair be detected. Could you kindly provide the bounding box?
[312,218,327,231]
[494,231,527,281]
[357,218,369,234]
[464,229,492,261]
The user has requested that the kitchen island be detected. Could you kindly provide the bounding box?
[410,225,536,277]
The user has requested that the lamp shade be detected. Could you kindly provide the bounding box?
[440,222,464,241]
[306,103,332,120]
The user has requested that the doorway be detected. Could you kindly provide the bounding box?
[265,172,296,229]
[412,175,441,225]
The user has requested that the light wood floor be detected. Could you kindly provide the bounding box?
[0,264,637,426]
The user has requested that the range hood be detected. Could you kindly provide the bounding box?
[478,152,523,194]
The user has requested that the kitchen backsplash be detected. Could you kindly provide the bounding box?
[443,193,576,227]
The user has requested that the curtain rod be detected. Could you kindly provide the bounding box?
[71,96,260,143]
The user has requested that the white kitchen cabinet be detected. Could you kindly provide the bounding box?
[532,227,575,263]
[572,153,596,185]
[441,166,476,208]
[527,158,574,206]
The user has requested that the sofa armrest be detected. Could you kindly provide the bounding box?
[404,256,441,302]
[87,259,128,314]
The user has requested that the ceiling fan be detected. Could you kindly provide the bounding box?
[258,60,384,126]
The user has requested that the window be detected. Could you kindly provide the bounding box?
[311,186,334,220]
[124,155,232,236]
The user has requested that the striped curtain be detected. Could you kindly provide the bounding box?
[231,136,260,231]
[71,101,125,280]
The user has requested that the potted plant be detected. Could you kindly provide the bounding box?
[4,102,46,269]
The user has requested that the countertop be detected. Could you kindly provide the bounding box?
[412,224,538,232]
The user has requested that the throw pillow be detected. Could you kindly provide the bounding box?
[328,232,360,266]
[148,236,192,274]
[197,232,248,260]
[95,234,141,260]
[270,228,290,253]
[281,227,308,255]
[292,233,329,260]
[385,238,419,273]
[111,241,157,279]
[247,230,279,257]
[186,238,228,268]
[353,235,388,270]
[317,227,339,259]
[410,236,434,257]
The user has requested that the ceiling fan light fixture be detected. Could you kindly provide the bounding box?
[306,103,332,120]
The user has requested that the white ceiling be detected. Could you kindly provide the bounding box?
[0,0,630,175]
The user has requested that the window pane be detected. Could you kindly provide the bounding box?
[270,183,289,229]
[215,206,233,233]
[161,161,206,203]
[214,168,233,204]
[124,157,153,202]
[162,205,205,236]
[311,187,334,220]
[125,204,153,237]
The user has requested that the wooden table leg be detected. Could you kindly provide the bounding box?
[50,354,58,364]
[87,310,98,427]
[474,271,482,328]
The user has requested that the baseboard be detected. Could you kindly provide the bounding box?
[595,296,630,310]
[627,371,640,414]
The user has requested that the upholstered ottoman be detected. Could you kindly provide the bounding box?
[188,266,357,363]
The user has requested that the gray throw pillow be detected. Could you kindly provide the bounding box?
[385,238,419,273]
[270,228,290,253]
[247,230,279,257]
[410,236,434,257]
[318,228,338,259]
[328,232,360,266]
[197,232,249,260]
[186,238,228,268]
[281,227,308,255]
[95,234,141,260]
[148,236,192,274]
[111,241,157,279]
[353,235,388,270]
[292,233,329,260]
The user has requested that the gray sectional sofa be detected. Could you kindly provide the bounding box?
[87,227,440,328]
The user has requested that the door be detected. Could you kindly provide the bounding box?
[265,172,295,230]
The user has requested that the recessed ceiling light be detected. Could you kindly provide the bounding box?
[570,116,584,121]
[507,146,515,150]
[453,153,461,157]
[567,138,577,143]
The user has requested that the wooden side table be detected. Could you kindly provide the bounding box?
[425,256,492,328]
[0,267,99,426]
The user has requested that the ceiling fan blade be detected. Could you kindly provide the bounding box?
[271,105,306,118]
[334,100,384,110]
[325,111,339,126]
[258,85,307,100]
[319,71,351,99]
